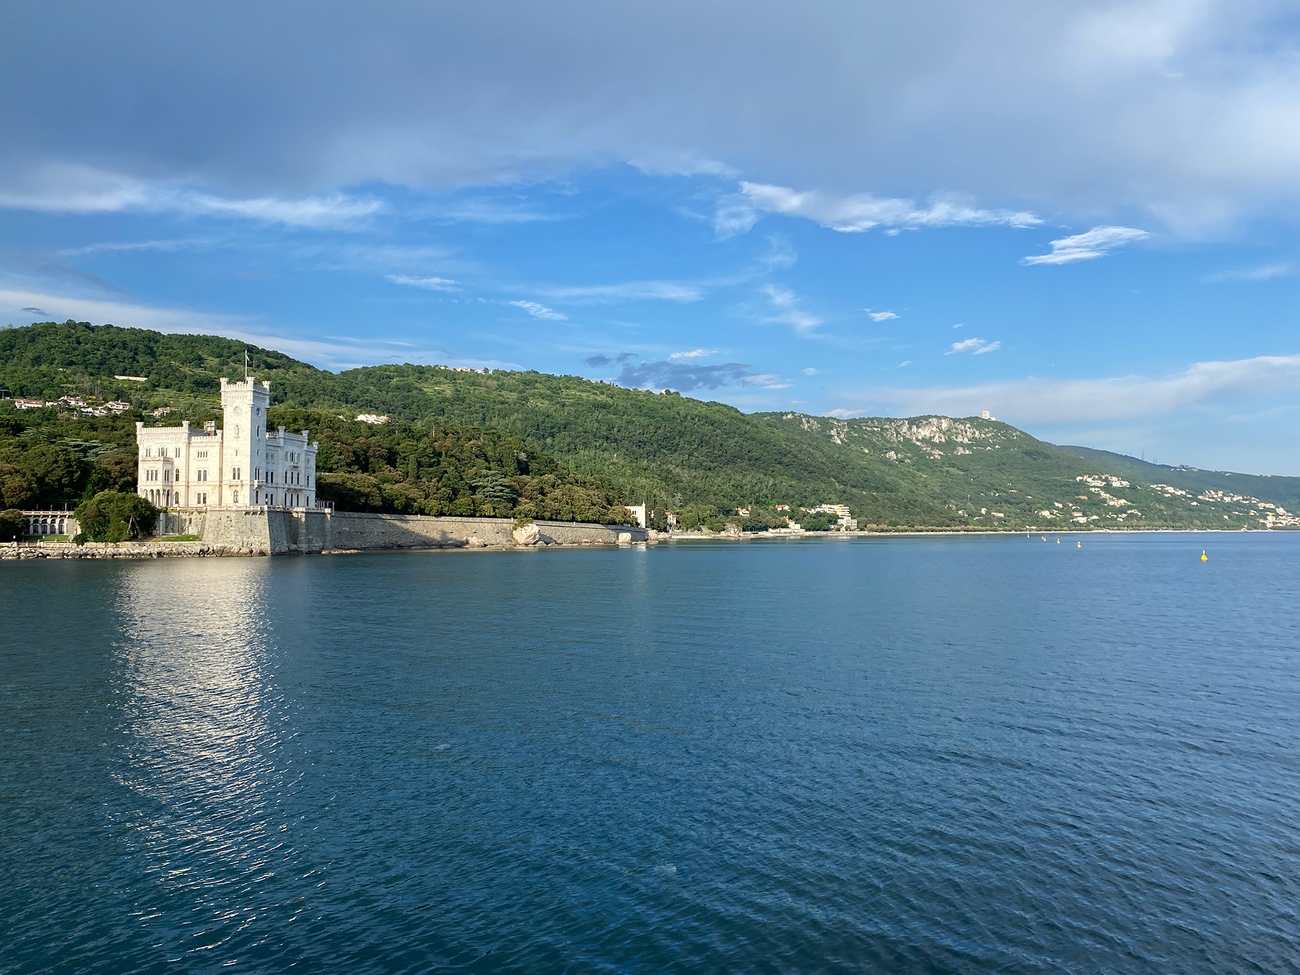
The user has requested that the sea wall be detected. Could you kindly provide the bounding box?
[326,512,644,550]
[151,508,645,555]
[1,540,267,559]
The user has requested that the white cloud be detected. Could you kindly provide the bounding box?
[866,309,899,322]
[870,353,1300,423]
[802,367,817,375]
[386,274,460,291]
[669,348,716,360]
[720,182,1041,238]
[508,300,567,320]
[1206,262,1295,283]
[761,284,822,333]
[0,164,384,229]
[946,337,1000,355]
[10,5,1300,233]
[1022,226,1150,265]
[536,280,704,303]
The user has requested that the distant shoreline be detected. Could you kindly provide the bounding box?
[4,524,1290,562]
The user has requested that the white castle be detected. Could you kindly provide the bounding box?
[136,377,319,509]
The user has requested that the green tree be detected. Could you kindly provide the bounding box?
[18,443,85,500]
[91,449,138,493]
[0,463,37,509]
[0,508,24,542]
[74,491,158,542]
[803,512,835,531]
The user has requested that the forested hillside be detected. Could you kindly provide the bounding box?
[3,320,1298,530]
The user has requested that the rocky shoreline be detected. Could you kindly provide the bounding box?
[1,541,275,559]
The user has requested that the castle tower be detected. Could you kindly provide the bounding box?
[220,377,270,506]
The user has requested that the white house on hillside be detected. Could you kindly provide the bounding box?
[136,377,319,509]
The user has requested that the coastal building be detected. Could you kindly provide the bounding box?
[811,503,859,531]
[22,509,78,538]
[135,377,319,509]
[624,504,647,528]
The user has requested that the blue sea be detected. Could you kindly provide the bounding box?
[3,534,1299,973]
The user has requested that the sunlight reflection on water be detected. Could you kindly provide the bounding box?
[112,559,305,963]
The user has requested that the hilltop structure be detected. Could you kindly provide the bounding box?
[136,377,318,509]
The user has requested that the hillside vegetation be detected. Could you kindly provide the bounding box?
[3,320,1297,530]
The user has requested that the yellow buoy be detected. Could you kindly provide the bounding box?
[1041,536,1046,541]
[1077,540,1081,548]
[1201,550,1208,562]
[1056,538,1060,544]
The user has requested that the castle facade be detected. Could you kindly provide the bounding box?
[136,377,319,509]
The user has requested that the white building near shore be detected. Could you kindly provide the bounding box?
[136,377,319,509]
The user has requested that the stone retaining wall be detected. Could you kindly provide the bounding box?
[148,508,646,555]
[1,541,266,559]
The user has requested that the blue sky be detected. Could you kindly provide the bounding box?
[3,2,1300,472]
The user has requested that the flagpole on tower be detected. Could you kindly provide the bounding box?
[244,350,249,381]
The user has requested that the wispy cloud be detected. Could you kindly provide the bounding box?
[0,248,129,295]
[509,300,567,320]
[185,192,384,228]
[616,359,754,391]
[855,354,1300,423]
[0,164,384,229]
[584,352,636,367]
[760,235,798,269]
[535,280,704,303]
[802,367,817,375]
[386,274,460,292]
[865,309,898,322]
[946,337,1000,355]
[60,238,215,256]
[745,373,791,389]
[718,182,1041,238]
[426,199,555,224]
[1205,262,1294,283]
[669,348,716,360]
[614,357,789,392]
[1022,226,1149,265]
[761,284,821,333]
